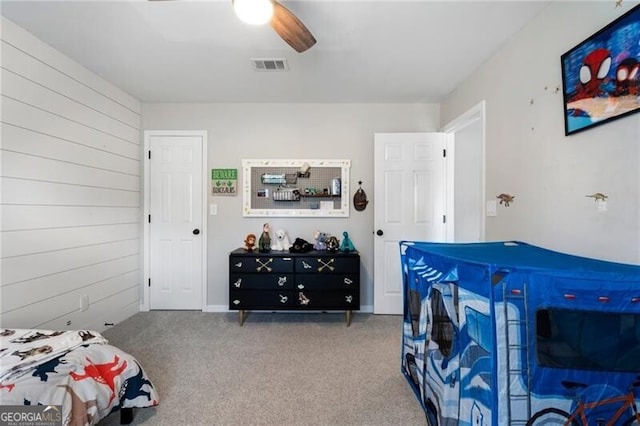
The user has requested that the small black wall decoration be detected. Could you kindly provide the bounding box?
[353,181,368,211]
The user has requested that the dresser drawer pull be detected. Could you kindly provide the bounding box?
[298,292,310,305]
[297,284,305,289]
[279,294,288,304]
[233,278,242,288]
[256,258,273,272]
[302,261,312,269]
[234,261,242,268]
[317,258,335,272]
[344,278,353,286]
[278,276,287,286]
[233,299,240,305]
[345,295,353,304]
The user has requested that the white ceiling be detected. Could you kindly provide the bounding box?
[0,0,549,103]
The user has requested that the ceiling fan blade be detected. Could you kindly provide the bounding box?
[271,2,316,53]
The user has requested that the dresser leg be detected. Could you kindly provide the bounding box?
[345,310,352,327]
[239,310,246,326]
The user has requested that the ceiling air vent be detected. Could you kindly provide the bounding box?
[251,58,289,72]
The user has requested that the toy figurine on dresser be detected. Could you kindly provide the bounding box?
[258,223,271,253]
[340,231,356,253]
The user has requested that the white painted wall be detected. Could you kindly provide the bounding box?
[441,2,640,264]
[142,103,440,310]
[0,17,142,330]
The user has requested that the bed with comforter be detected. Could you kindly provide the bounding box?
[0,328,158,425]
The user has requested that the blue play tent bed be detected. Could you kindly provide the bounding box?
[400,240,640,426]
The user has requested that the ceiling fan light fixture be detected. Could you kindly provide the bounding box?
[233,0,274,25]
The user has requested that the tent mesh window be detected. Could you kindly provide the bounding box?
[406,289,421,338]
[431,289,454,357]
[536,308,640,372]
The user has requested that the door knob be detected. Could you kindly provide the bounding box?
[376,229,383,236]
[193,229,200,235]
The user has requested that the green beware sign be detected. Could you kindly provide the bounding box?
[211,169,237,196]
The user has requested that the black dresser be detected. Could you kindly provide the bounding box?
[228,248,360,326]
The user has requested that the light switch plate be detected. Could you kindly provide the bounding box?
[486,200,497,217]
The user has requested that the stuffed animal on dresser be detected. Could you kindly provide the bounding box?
[326,236,340,253]
[313,230,328,250]
[271,229,292,251]
[289,237,313,253]
[244,233,256,252]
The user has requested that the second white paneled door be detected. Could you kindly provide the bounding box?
[147,131,206,310]
[373,132,446,314]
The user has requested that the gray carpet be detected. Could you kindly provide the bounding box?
[98,311,427,426]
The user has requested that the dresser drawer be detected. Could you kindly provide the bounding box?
[295,256,359,274]
[230,256,294,273]
[294,274,358,291]
[229,290,294,309]
[231,274,294,290]
[295,290,360,309]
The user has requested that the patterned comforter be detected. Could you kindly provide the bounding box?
[0,329,159,425]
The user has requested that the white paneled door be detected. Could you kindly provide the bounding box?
[147,132,206,310]
[373,133,446,314]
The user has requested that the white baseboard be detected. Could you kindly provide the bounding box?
[204,305,228,312]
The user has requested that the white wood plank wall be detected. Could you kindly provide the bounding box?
[0,17,142,331]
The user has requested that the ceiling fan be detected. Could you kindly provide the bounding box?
[265,1,316,53]
[149,0,316,53]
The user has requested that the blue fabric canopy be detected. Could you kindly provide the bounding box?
[400,240,640,426]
